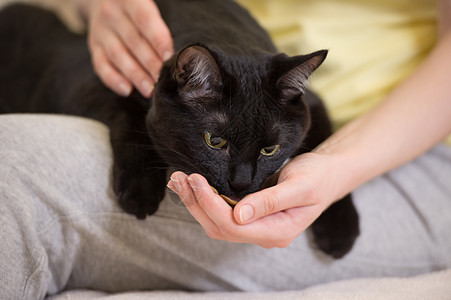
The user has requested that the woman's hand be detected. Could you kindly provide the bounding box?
[79,0,174,97]
[167,152,345,248]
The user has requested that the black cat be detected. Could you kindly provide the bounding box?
[0,1,359,258]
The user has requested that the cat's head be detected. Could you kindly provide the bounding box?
[147,44,327,200]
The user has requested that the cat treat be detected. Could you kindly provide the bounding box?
[211,186,238,207]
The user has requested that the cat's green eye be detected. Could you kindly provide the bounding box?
[204,132,227,149]
[261,145,280,156]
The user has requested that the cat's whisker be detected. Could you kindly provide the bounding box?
[297,144,315,152]
[149,140,205,174]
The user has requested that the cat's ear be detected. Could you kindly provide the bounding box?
[174,45,221,99]
[274,50,327,102]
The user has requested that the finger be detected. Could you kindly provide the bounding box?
[238,208,306,248]
[90,45,132,97]
[187,174,238,232]
[167,171,196,208]
[109,8,163,83]
[232,203,321,248]
[100,31,155,97]
[169,172,225,240]
[125,0,174,60]
[233,178,313,225]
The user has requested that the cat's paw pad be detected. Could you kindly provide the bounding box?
[113,166,166,219]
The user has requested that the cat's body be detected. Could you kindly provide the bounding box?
[0,1,358,258]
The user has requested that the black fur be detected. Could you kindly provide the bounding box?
[0,1,359,258]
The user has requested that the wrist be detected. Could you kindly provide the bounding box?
[281,150,353,210]
[318,151,357,205]
[312,119,375,202]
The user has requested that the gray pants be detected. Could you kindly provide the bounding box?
[1,114,450,300]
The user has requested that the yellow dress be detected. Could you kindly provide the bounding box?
[236,0,437,129]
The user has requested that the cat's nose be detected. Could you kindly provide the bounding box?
[228,179,251,194]
[228,162,253,196]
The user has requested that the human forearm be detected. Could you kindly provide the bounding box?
[315,31,451,200]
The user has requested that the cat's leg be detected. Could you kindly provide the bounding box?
[310,195,360,258]
[74,87,168,219]
[108,116,167,219]
[298,91,360,258]
[111,138,167,219]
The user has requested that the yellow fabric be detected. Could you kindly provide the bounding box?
[236,0,438,129]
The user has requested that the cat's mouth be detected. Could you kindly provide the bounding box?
[210,186,240,207]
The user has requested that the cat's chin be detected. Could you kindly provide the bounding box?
[229,195,241,202]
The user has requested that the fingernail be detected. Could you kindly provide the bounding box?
[188,176,204,194]
[118,83,132,97]
[169,177,181,193]
[187,176,197,190]
[163,51,172,61]
[141,80,154,97]
[239,205,254,223]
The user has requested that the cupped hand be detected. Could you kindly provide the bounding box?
[167,152,344,248]
[81,0,174,97]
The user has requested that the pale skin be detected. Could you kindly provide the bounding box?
[77,0,173,97]
[81,0,451,248]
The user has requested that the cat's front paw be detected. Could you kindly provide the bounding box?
[311,194,360,258]
[113,166,166,219]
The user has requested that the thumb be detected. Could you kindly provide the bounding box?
[233,180,301,225]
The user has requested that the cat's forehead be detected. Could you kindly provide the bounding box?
[211,91,285,141]
[224,56,268,85]
[206,99,284,142]
[205,110,228,127]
